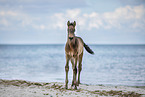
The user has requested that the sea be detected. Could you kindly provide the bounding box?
[0,44,145,86]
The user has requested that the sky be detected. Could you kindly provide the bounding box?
[0,0,145,44]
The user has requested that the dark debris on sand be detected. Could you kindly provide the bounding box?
[0,79,144,97]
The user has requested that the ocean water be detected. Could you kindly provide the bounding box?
[0,44,145,86]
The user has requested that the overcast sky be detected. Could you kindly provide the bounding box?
[0,0,145,44]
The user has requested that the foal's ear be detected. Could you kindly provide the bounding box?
[67,21,70,26]
[73,21,76,27]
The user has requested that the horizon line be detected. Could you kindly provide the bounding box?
[0,43,145,45]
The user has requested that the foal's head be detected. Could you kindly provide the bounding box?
[67,21,76,41]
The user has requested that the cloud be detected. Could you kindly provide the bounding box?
[0,9,50,32]
[0,10,31,31]
[66,9,81,19]
[0,4,145,34]
[0,19,9,26]
[50,9,81,30]
[51,5,145,32]
[103,5,145,30]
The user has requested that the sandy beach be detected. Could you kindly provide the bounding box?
[0,79,145,97]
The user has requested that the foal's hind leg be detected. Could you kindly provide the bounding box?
[77,52,83,86]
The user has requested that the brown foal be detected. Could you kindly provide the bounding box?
[65,21,94,89]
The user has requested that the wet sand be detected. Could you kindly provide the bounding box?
[0,79,145,97]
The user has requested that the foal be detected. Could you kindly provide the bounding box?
[65,21,94,89]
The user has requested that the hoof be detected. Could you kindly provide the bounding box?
[71,80,74,86]
[74,86,77,90]
[76,81,80,86]
[65,85,68,89]
[71,83,74,87]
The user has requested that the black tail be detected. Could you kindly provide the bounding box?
[84,43,94,54]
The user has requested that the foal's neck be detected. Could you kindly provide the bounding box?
[68,36,76,44]
[69,37,78,50]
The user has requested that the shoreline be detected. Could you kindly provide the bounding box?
[0,79,145,97]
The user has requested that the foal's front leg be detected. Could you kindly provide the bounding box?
[65,55,70,89]
[71,58,75,87]
[73,57,78,89]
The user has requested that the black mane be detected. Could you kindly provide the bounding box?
[69,23,74,26]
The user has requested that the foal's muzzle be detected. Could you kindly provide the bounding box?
[69,37,74,40]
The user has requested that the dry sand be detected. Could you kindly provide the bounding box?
[0,79,145,97]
